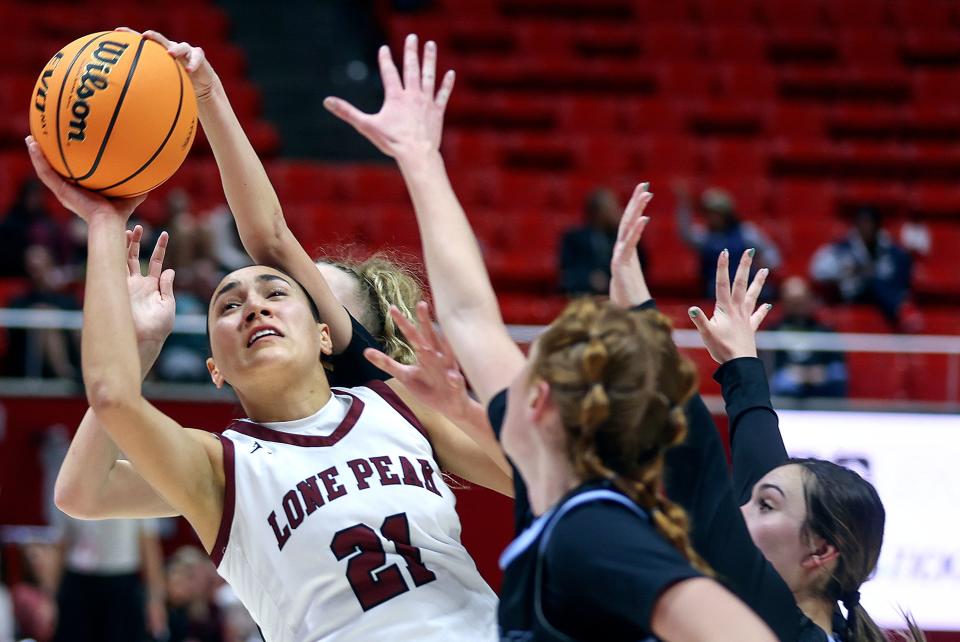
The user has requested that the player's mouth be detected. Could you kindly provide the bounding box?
[247,325,283,348]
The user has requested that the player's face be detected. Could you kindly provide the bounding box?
[501,341,563,468]
[206,266,331,388]
[740,464,811,591]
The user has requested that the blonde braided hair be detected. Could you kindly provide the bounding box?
[532,298,712,575]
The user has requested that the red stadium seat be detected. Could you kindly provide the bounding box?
[909,184,960,219]
[824,0,892,28]
[902,29,960,65]
[764,103,827,138]
[838,28,900,66]
[888,0,957,30]
[692,0,760,25]
[718,63,778,100]
[632,0,695,23]
[758,2,827,28]
[702,140,768,177]
[912,70,960,105]
[705,27,768,63]
[641,24,704,60]
[655,62,721,100]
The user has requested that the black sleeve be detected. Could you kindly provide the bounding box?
[487,389,532,533]
[325,311,391,388]
[714,358,789,505]
[542,503,701,638]
[636,302,802,642]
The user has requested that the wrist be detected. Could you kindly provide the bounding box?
[194,74,224,104]
[137,340,165,378]
[397,148,444,176]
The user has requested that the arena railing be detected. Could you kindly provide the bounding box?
[2,308,959,411]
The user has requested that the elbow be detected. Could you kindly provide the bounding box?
[54,476,100,520]
[85,377,138,416]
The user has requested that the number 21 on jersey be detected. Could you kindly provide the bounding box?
[331,512,438,611]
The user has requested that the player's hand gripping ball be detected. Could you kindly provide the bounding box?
[29,30,198,198]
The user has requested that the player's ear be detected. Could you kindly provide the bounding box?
[207,358,225,389]
[317,322,333,358]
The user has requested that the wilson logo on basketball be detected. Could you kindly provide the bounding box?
[33,52,64,121]
[67,40,129,143]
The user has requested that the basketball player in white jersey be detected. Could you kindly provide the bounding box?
[27,132,504,640]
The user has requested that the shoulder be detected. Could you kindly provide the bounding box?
[546,500,686,567]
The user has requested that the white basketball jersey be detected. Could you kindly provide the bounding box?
[211,381,498,642]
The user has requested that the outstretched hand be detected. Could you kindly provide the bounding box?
[609,182,653,308]
[25,136,146,223]
[323,34,455,161]
[116,28,218,100]
[688,249,773,364]
[126,225,176,351]
[364,301,475,421]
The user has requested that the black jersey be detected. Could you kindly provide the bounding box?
[487,392,701,642]
[325,310,391,387]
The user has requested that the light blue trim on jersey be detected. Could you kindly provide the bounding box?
[532,490,652,642]
[499,510,555,571]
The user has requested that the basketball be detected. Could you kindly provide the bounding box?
[28,31,198,198]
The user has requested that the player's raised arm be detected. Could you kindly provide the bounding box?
[27,136,224,549]
[55,227,181,519]
[325,35,524,404]
[121,28,352,352]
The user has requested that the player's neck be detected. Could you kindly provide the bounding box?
[238,378,333,424]
[796,593,835,638]
[525,453,579,517]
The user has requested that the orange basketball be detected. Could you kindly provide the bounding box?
[28,31,198,198]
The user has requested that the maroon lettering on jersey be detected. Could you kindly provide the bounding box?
[370,456,401,486]
[282,490,305,529]
[319,465,346,500]
[418,459,442,496]
[296,476,326,515]
[398,456,424,488]
[347,459,374,490]
[268,511,292,551]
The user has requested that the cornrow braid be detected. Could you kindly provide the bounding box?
[532,299,711,576]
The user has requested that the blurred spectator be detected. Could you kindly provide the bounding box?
[162,189,214,273]
[156,257,222,382]
[204,205,252,273]
[0,179,85,276]
[769,277,848,399]
[559,187,645,295]
[674,184,781,298]
[214,584,260,642]
[810,207,916,330]
[0,566,12,642]
[166,547,224,642]
[9,542,58,642]
[899,216,931,259]
[5,246,80,379]
[52,517,167,642]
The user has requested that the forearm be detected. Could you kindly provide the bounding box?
[197,80,351,349]
[197,80,283,253]
[56,342,163,517]
[83,215,142,407]
[714,358,789,504]
[397,151,501,326]
[396,151,522,401]
[451,399,512,477]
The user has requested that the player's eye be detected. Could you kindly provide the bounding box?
[268,289,287,298]
[758,499,774,512]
